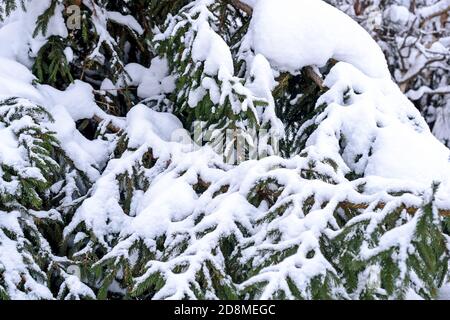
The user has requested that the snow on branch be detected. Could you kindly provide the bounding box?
[418,0,450,22]
[229,0,253,15]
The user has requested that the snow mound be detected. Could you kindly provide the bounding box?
[248,0,390,78]
[309,62,450,187]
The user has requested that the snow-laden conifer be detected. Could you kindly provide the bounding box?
[0,0,449,300]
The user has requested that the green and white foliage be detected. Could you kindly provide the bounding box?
[154,0,283,158]
[1,0,450,301]
[327,0,450,147]
[2,0,152,110]
[0,97,94,300]
[73,61,450,300]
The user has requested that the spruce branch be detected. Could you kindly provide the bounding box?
[304,66,325,89]
[92,115,122,134]
[419,0,450,25]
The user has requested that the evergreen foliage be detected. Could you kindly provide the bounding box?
[0,97,94,299]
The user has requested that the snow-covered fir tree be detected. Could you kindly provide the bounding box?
[0,0,450,300]
[328,0,450,147]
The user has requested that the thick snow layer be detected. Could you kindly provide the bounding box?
[126,104,184,148]
[366,124,450,183]
[64,104,188,245]
[41,81,108,122]
[282,61,450,216]
[312,62,450,187]
[0,59,116,181]
[107,11,144,35]
[248,0,390,78]
[385,5,413,25]
[39,81,119,180]
[0,125,23,166]
[117,58,176,100]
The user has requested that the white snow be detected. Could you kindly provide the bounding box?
[385,5,413,25]
[0,57,43,102]
[418,0,450,20]
[433,102,450,146]
[126,104,184,147]
[119,58,176,100]
[309,62,450,187]
[248,0,391,78]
